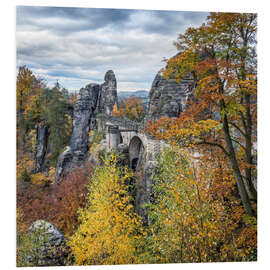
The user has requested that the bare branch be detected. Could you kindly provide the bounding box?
[196,140,230,157]
[229,122,246,137]
[231,138,247,151]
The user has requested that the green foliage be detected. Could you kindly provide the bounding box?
[21,168,31,183]
[17,225,52,267]
[96,113,108,120]
[139,146,256,263]
[16,67,73,166]
[39,83,72,165]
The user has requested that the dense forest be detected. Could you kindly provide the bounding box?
[16,12,257,266]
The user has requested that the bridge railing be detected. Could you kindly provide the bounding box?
[106,115,144,132]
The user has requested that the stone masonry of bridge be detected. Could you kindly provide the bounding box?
[105,115,167,166]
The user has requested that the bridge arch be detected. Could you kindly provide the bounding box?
[129,136,145,171]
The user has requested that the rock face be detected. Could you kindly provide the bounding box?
[35,124,49,172]
[55,84,100,182]
[135,161,158,225]
[26,220,68,266]
[145,73,194,123]
[95,70,117,116]
[70,83,100,158]
[55,70,118,182]
[54,146,73,183]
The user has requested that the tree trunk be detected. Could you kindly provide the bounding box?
[222,111,255,216]
[243,93,257,201]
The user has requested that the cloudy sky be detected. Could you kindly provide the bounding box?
[16,6,208,92]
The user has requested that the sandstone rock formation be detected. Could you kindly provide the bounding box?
[145,72,195,123]
[70,83,100,160]
[35,124,49,173]
[26,220,68,266]
[135,160,158,225]
[54,146,73,183]
[54,70,118,182]
[95,70,117,116]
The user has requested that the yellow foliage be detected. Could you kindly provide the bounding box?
[16,156,35,180]
[88,131,104,154]
[31,167,55,186]
[112,102,119,115]
[29,129,37,153]
[68,153,143,265]
[16,66,35,112]
[140,146,256,263]
[16,208,27,235]
[116,97,146,122]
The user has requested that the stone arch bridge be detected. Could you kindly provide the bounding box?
[104,116,166,171]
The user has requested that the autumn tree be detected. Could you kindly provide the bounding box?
[114,96,146,122]
[16,66,45,153]
[147,13,257,216]
[68,91,78,106]
[139,146,256,263]
[68,153,144,265]
[16,68,73,181]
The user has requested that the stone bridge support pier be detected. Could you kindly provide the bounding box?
[106,125,121,151]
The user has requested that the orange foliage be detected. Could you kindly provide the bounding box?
[17,165,91,236]
[147,12,257,217]
[113,96,146,122]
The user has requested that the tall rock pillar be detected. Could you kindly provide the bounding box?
[96,70,118,116]
[54,83,100,183]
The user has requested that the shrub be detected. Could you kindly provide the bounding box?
[31,167,55,186]
[17,164,91,237]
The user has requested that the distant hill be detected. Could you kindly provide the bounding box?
[118,90,149,108]
[118,90,149,100]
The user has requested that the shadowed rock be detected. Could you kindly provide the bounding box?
[25,220,69,266]
[70,83,100,155]
[35,124,49,173]
[136,161,158,225]
[55,84,100,182]
[54,146,73,183]
[145,72,194,124]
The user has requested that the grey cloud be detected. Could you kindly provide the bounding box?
[17,6,134,35]
[16,6,208,91]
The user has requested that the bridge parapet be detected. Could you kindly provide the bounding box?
[106,115,144,131]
